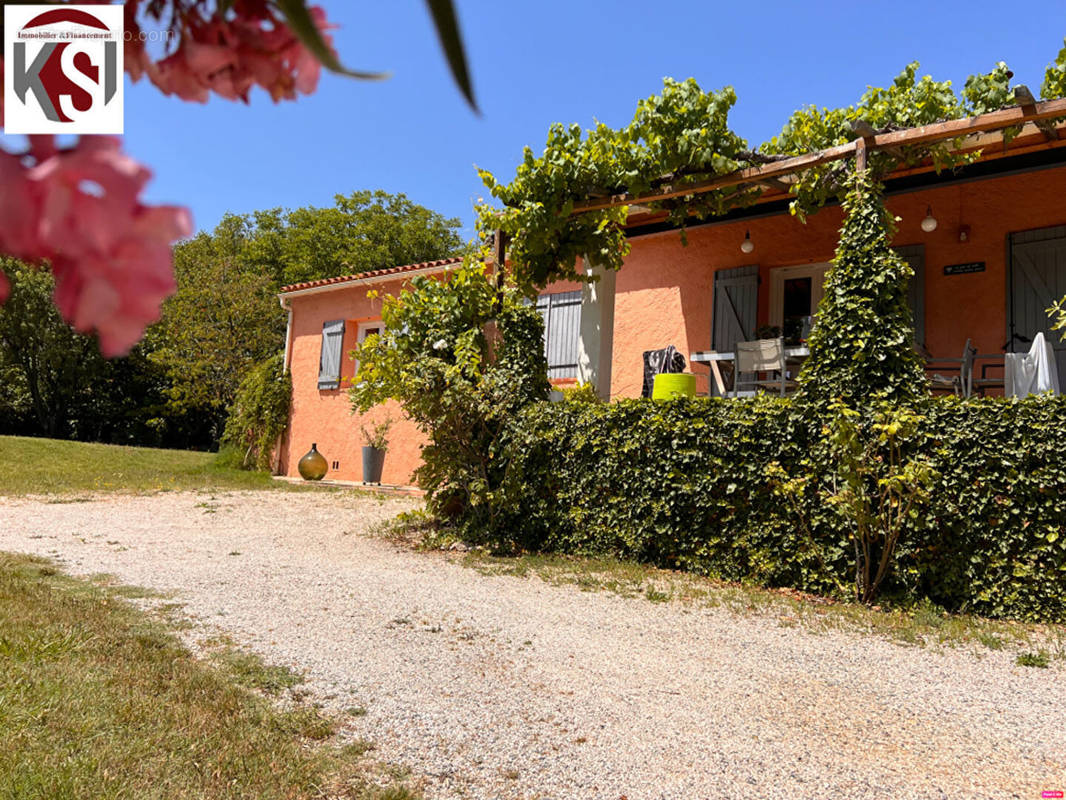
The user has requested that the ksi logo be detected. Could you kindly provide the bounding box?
[3,4,124,134]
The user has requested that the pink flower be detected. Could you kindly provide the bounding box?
[0,137,192,357]
[133,2,330,104]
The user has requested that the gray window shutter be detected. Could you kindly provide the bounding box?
[712,265,758,354]
[895,244,926,348]
[1010,225,1066,378]
[538,291,581,379]
[317,319,345,390]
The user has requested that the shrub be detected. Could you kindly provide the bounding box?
[360,416,393,450]
[797,171,926,409]
[220,353,291,471]
[350,258,549,526]
[486,395,1066,621]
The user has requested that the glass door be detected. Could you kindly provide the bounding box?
[769,264,829,345]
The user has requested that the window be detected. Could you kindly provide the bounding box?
[317,319,345,390]
[353,321,383,376]
[357,321,383,343]
[536,291,581,379]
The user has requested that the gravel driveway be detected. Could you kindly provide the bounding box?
[1,490,1063,800]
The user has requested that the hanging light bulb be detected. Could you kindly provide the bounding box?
[740,229,754,254]
[921,205,938,233]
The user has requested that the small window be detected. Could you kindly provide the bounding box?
[536,291,581,379]
[354,321,384,375]
[358,322,383,343]
[317,319,345,390]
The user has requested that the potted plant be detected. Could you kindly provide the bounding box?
[359,416,392,485]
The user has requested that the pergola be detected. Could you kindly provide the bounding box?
[499,90,1066,398]
[570,90,1066,218]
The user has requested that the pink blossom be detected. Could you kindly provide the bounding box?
[0,137,192,357]
[129,2,330,104]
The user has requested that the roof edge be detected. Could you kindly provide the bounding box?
[278,256,464,297]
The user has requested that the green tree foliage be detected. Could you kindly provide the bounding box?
[481,60,1036,289]
[0,260,173,443]
[797,171,926,409]
[1042,38,1066,100]
[150,237,284,439]
[478,78,752,290]
[246,191,464,286]
[0,261,99,438]
[220,353,292,471]
[349,258,549,527]
[820,403,935,604]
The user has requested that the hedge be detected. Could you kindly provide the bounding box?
[488,395,1066,622]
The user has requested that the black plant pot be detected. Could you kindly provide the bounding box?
[362,446,385,484]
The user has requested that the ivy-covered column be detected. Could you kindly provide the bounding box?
[577,257,616,400]
[797,170,926,409]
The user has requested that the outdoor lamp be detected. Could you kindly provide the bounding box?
[921,206,938,233]
[740,230,754,254]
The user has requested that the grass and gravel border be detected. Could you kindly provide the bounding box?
[0,552,420,800]
[380,511,1066,665]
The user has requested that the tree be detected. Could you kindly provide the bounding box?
[0,260,105,438]
[0,260,174,443]
[150,236,285,440]
[243,191,465,286]
[796,171,926,410]
[350,258,549,528]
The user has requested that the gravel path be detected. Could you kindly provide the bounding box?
[1,490,1063,799]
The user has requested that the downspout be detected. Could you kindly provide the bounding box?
[276,295,294,474]
[280,295,294,372]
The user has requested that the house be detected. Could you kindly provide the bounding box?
[278,109,1066,486]
[277,257,463,486]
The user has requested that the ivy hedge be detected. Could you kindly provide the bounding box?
[487,395,1066,622]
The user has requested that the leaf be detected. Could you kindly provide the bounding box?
[273,0,391,81]
[424,0,479,112]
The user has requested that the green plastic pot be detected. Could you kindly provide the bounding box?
[652,372,696,400]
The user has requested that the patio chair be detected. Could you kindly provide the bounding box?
[732,337,797,397]
[927,339,1005,398]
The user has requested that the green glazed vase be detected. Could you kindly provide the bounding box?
[298,443,328,481]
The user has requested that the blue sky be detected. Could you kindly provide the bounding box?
[120,1,1066,242]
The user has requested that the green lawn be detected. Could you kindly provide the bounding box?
[0,435,300,495]
[0,553,415,800]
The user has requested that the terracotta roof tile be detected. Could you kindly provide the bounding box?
[279,256,464,294]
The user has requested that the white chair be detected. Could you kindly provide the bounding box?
[732,338,797,397]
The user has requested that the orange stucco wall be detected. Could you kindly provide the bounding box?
[608,164,1066,398]
[280,276,426,486]
[282,164,1066,486]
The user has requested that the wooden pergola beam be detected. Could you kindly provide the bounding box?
[754,176,792,193]
[1015,85,1059,141]
[569,96,1066,215]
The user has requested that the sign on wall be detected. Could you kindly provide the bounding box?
[943,262,986,276]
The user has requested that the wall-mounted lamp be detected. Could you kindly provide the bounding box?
[740,229,754,254]
[920,205,938,233]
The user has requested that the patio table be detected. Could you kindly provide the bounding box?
[691,347,810,364]
[691,347,809,396]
